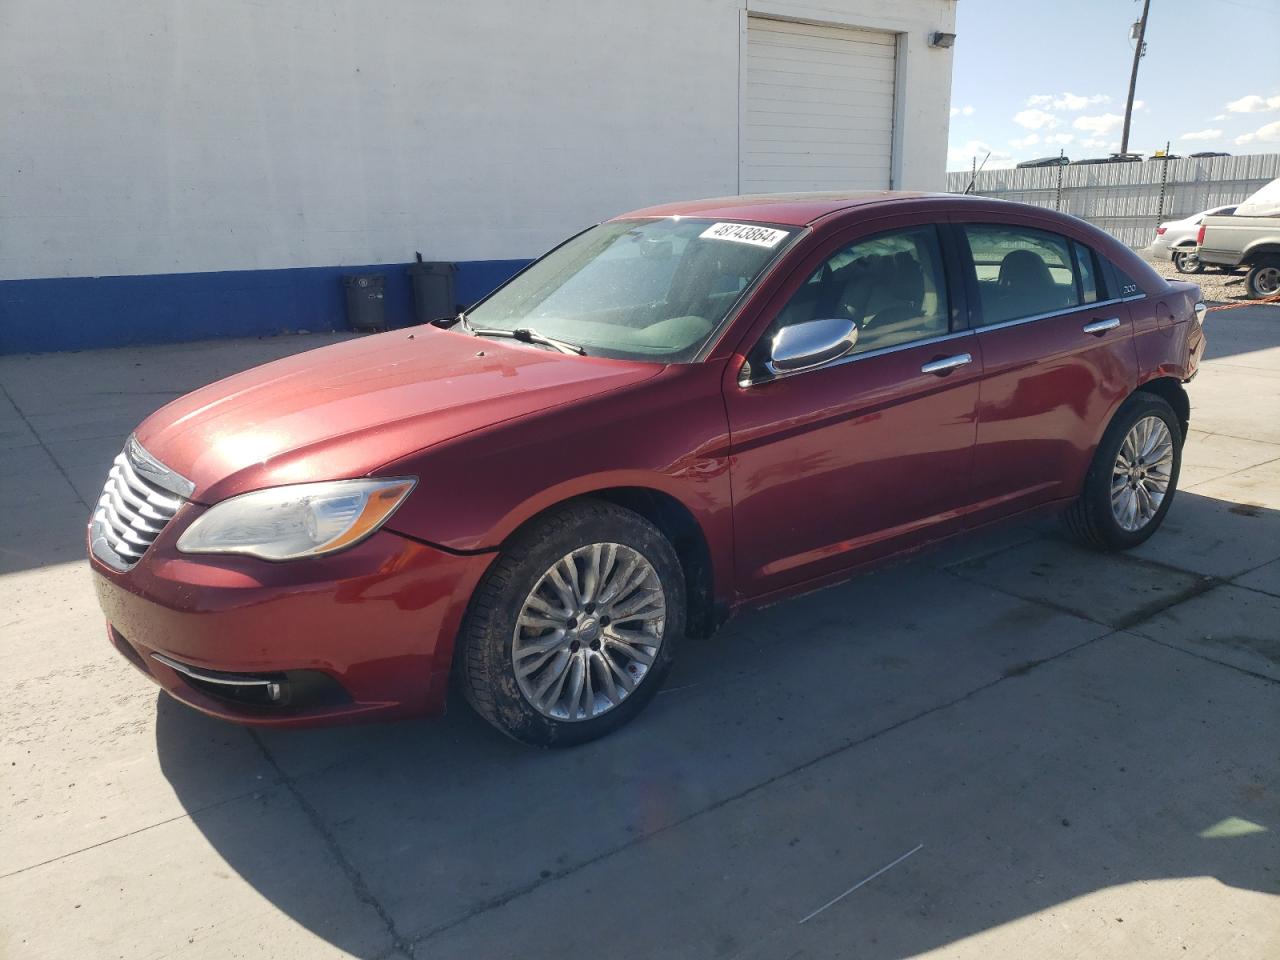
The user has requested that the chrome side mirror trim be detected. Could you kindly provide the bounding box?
[762,318,858,380]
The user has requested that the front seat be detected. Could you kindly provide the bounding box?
[996,249,1060,320]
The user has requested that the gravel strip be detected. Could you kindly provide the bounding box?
[1138,248,1249,305]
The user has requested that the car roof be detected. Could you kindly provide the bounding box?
[612,191,950,227]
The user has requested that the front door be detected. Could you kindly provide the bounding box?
[955,220,1138,525]
[723,223,981,599]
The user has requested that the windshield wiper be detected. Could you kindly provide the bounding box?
[467,324,586,356]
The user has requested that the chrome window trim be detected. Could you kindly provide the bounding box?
[741,328,974,387]
[971,296,1127,334]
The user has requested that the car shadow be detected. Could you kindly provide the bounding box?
[155,488,1280,959]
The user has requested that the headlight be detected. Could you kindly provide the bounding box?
[176,478,416,561]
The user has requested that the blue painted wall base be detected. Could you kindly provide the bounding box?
[0,259,531,355]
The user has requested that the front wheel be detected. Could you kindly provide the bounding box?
[457,500,684,746]
[1172,249,1203,274]
[1061,393,1183,551]
[1245,258,1280,299]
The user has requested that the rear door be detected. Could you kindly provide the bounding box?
[955,220,1138,525]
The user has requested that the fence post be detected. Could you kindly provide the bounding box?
[1055,149,1065,211]
[1156,140,1170,230]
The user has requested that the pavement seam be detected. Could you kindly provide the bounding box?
[1184,452,1280,492]
[0,791,267,881]
[247,729,416,958]
[406,628,1115,949]
[1131,632,1280,687]
[0,381,91,510]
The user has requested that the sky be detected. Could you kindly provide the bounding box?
[946,0,1280,170]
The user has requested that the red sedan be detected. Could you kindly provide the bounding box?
[89,192,1207,746]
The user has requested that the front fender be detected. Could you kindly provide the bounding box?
[378,363,736,598]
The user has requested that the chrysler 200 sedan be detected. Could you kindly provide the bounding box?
[90,192,1207,746]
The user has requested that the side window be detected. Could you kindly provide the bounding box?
[1072,240,1102,303]
[963,224,1081,325]
[763,225,950,358]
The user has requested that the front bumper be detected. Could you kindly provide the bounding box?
[91,524,494,727]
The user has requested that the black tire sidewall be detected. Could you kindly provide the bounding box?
[1173,250,1202,274]
[462,501,685,747]
[1085,394,1183,549]
[1246,259,1280,299]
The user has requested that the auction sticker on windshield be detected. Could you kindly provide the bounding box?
[699,222,790,248]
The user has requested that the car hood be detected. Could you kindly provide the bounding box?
[135,326,662,503]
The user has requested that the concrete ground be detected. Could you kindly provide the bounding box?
[3,309,1279,960]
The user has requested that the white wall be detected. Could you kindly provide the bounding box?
[0,0,956,280]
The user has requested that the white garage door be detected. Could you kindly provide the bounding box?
[741,17,897,193]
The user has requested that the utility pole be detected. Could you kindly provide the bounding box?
[1120,0,1150,156]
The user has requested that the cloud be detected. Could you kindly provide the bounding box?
[1074,113,1124,135]
[1133,100,1145,111]
[1079,137,1119,153]
[948,139,1014,170]
[1013,108,1060,131]
[1235,120,1280,145]
[1226,94,1280,113]
[1045,132,1074,145]
[1010,133,1041,149]
[1212,114,1227,121]
[949,104,975,118]
[1053,92,1110,111]
[1181,128,1223,141]
[1025,92,1109,111]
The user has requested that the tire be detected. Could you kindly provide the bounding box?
[1245,257,1280,299]
[1172,248,1203,274]
[1061,393,1183,551]
[457,499,684,747]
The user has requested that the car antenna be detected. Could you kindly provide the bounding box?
[964,151,991,196]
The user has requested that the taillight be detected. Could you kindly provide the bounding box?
[1196,224,1206,246]
[1156,226,1166,236]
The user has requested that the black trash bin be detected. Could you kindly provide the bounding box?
[406,255,456,325]
[343,274,386,332]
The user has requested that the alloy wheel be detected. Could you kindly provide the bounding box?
[511,543,666,721]
[1111,416,1174,532]
[1253,265,1280,296]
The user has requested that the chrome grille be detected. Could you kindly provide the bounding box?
[90,436,194,571]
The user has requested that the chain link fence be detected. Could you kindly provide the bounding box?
[946,153,1280,248]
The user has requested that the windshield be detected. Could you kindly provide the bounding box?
[464,217,797,361]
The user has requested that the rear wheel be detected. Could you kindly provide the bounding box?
[1061,393,1182,551]
[1172,248,1203,274]
[1245,257,1280,299]
[458,500,683,746]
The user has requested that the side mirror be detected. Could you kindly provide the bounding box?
[765,318,858,378]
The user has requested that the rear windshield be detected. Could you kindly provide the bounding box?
[465,217,797,361]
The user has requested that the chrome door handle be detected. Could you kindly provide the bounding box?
[920,353,972,375]
[1083,317,1121,335]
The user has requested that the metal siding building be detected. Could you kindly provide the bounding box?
[1,0,957,353]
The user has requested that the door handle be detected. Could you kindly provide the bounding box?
[1083,317,1121,335]
[920,353,972,375]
